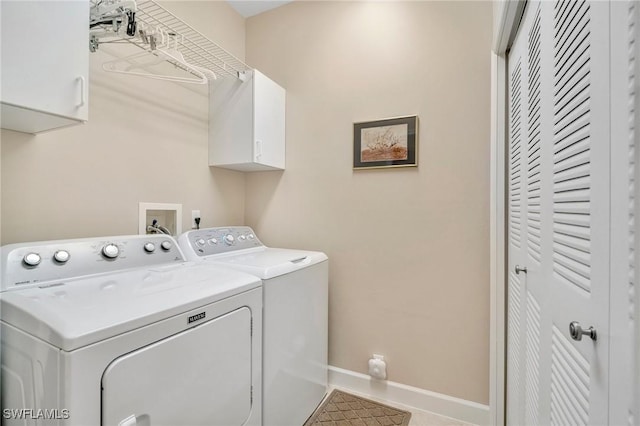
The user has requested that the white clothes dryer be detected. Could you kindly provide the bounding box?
[0,234,262,426]
[178,226,328,426]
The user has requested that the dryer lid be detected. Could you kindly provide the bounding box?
[206,247,328,279]
[0,262,261,351]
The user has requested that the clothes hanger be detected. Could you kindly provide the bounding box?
[102,26,217,84]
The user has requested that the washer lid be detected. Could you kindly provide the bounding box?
[206,247,328,279]
[0,262,261,351]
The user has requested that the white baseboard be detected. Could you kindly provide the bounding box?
[328,365,490,426]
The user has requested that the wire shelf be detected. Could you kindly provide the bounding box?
[130,0,250,79]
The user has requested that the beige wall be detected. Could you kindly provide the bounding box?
[1,1,246,244]
[244,1,492,404]
[1,0,493,406]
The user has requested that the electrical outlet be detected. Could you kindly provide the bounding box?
[192,210,201,229]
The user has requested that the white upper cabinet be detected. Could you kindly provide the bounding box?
[209,70,286,171]
[1,1,89,134]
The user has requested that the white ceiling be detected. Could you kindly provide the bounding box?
[227,1,293,18]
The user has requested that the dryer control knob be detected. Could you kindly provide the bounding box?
[161,240,172,251]
[224,234,235,245]
[102,244,120,259]
[53,250,70,263]
[143,243,156,253]
[23,252,41,267]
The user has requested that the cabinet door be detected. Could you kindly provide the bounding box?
[1,0,88,132]
[253,70,286,170]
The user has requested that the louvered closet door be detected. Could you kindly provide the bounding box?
[507,2,551,424]
[523,3,553,425]
[546,1,610,424]
[506,3,530,423]
[507,0,613,424]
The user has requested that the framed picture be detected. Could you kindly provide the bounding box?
[353,115,418,169]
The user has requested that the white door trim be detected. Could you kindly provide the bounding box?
[489,50,506,426]
[491,0,526,55]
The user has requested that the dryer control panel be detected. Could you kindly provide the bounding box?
[1,235,185,291]
[179,227,263,258]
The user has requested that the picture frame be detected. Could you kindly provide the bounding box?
[353,115,418,169]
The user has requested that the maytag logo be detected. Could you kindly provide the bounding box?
[188,312,206,324]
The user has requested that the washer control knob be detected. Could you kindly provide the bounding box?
[161,240,172,251]
[224,234,235,245]
[248,234,255,240]
[196,238,206,247]
[23,252,42,267]
[102,244,120,259]
[53,250,70,263]
[208,238,218,245]
[239,235,246,242]
[143,243,156,253]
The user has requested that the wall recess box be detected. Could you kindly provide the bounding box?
[138,202,182,236]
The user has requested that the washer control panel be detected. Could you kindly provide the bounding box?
[1,235,184,291]
[182,226,263,257]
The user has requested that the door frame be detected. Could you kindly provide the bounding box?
[490,1,640,424]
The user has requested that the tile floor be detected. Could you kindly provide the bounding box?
[328,386,476,426]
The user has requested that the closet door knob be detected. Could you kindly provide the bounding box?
[515,265,527,274]
[569,321,597,341]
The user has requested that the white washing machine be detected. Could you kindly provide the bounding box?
[0,234,262,426]
[178,227,328,426]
